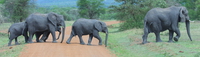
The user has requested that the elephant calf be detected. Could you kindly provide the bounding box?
[66,18,108,47]
[8,22,28,46]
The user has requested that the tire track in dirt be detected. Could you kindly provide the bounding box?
[19,21,120,57]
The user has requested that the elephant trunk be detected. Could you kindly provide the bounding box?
[60,22,65,43]
[186,20,192,41]
[105,30,108,47]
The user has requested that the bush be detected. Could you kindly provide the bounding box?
[99,9,117,20]
[4,0,31,23]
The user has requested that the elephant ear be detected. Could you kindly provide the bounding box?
[94,22,103,32]
[179,7,186,22]
[47,13,57,26]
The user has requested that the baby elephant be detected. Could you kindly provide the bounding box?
[8,22,28,46]
[66,18,108,47]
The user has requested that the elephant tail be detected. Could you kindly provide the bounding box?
[8,30,10,39]
[22,22,28,35]
[71,26,76,35]
[22,22,26,34]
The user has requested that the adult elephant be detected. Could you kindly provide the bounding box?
[8,22,28,46]
[66,19,108,47]
[142,6,192,44]
[25,12,65,43]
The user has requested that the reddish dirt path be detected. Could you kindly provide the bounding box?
[19,21,120,57]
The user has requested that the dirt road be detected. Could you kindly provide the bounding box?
[19,21,120,57]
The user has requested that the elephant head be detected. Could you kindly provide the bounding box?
[94,21,108,47]
[179,7,192,41]
[47,12,66,43]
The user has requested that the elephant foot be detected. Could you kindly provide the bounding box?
[28,41,33,43]
[168,40,174,43]
[87,43,92,45]
[15,43,20,45]
[80,42,85,45]
[39,40,44,43]
[44,40,46,42]
[52,41,57,43]
[174,37,179,42]
[8,44,12,46]
[99,43,102,45]
[142,41,150,44]
[36,40,40,42]
[66,41,70,44]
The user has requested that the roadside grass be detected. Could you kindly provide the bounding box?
[0,21,74,57]
[0,33,26,57]
[103,22,200,57]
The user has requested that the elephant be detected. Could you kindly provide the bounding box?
[66,18,108,47]
[25,12,65,43]
[36,26,61,42]
[142,6,192,44]
[8,22,28,46]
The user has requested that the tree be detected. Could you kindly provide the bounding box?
[4,0,31,22]
[179,0,200,20]
[110,0,168,30]
[77,0,105,19]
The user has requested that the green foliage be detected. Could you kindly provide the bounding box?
[77,0,105,19]
[4,0,31,23]
[0,0,5,4]
[110,0,168,31]
[180,0,200,20]
[99,9,117,20]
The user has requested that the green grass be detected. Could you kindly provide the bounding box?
[0,33,26,57]
[104,22,200,57]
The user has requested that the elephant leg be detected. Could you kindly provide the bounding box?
[168,30,174,42]
[93,33,102,45]
[50,31,57,43]
[15,37,20,45]
[87,34,93,45]
[44,34,50,42]
[23,35,28,43]
[28,32,34,43]
[78,34,85,45]
[23,32,28,43]
[35,32,42,42]
[66,34,75,44]
[43,33,50,42]
[142,27,150,44]
[174,29,181,42]
[8,35,15,46]
[155,32,162,42]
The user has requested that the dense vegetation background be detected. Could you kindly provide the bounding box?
[0,0,199,30]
